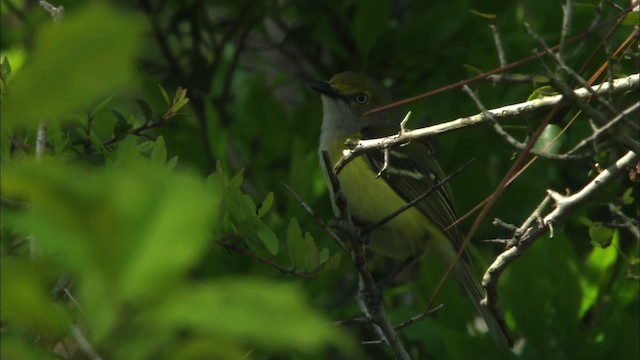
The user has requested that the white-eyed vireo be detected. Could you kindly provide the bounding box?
[309,72,511,347]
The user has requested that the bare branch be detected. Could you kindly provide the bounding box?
[559,0,575,60]
[482,151,638,316]
[395,304,444,331]
[462,85,590,160]
[334,74,639,174]
[490,24,508,68]
[608,202,640,241]
[566,101,640,155]
[39,1,64,21]
[321,153,412,360]
[36,122,48,159]
[70,325,102,360]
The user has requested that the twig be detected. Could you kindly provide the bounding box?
[566,101,640,155]
[559,0,575,60]
[36,122,48,159]
[70,325,102,360]
[281,181,350,254]
[218,239,317,278]
[39,1,64,21]
[482,151,638,318]
[608,202,640,241]
[395,304,444,331]
[526,23,622,119]
[490,24,508,68]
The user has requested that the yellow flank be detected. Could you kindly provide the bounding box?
[327,139,454,260]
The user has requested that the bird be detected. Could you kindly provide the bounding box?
[309,71,512,347]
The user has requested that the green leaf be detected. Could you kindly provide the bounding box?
[1,158,220,339]
[146,279,345,352]
[463,64,484,76]
[287,218,319,273]
[621,11,639,26]
[91,93,117,116]
[158,84,171,105]
[256,223,279,255]
[2,3,145,129]
[320,252,342,273]
[578,216,594,227]
[533,124,564,154]
[151,136,167,165]
[469,9,497,20]
[580,231,619,317]
[1,55,12,77]
[0,258,69,336]
[621,187,634,205]
[135,99,153,122]
[319,247,329,264]
[588,223,614,248]
[229,170,244,189]
[528,85,558,101]
[257,192,274,218]
[169,98,190,114]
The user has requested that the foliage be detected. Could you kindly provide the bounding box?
[1,1,638,359]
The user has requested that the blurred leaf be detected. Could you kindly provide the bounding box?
[110,110,132,137]
[158,84,171,105]
[621,187,634,205]
[287,218,319,273]
[579,216,594,227]
[532,75,551,86]
[135,99,153,122]
[2,3,144,129]
[173,86,188,104]
[0,258,68,335]
[469,9,497,20]
[91,93,117,116]
[1,158,220,340]
[580,232,619,317]
[621,11,639,26]
[1,335,60,360]
[1,55,12,77]
[504,231,581,353]
[146,279,345,352]
[319,247,329,264]
[463,64,484,76]
[320,252,342,273]
[113,135,142,165]
[151,135,167,165]
[257,192,274,218]
[169,98,190,114]
[588,223,614,248]
[533,124,564,154]
[256,223,279,256]
[528,85,558,100]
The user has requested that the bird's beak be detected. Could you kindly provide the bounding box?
[307,80,341,99]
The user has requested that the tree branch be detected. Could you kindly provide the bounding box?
[333,74,639,174]
[482,151,638,315]
[321,152,411,360]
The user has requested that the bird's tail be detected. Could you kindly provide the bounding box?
[455,261,513,348]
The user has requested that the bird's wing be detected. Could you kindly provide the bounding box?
[363,141,469,260]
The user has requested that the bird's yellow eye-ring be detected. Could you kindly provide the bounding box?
[354,93,369,104]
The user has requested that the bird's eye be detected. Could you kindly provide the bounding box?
[354,93,369,104]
